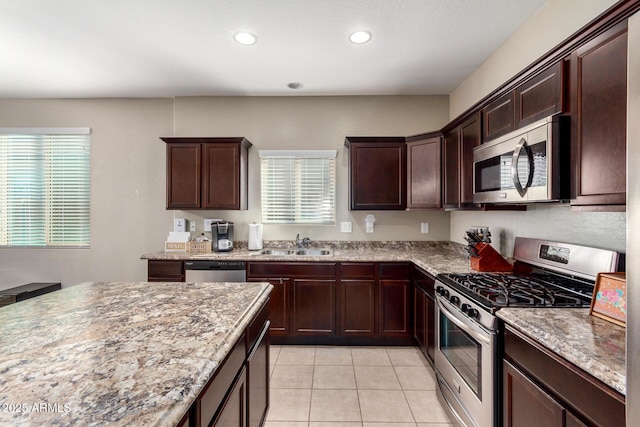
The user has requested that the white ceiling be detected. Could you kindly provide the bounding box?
[0,0,547,98]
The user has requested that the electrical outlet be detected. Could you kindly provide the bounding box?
[190,221,196,232]
[174,218,186,232]
[340,222,352,233]
[421,222,429,234]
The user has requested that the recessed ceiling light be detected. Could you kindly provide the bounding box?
[287,82,303,90]
[234,32,257,45]
[349,30,372,44]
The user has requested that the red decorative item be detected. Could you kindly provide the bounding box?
[469,243,513,272]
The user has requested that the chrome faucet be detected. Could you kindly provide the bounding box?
[295,233,312,248]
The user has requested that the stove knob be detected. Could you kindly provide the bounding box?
[449,295,460,306]
[466,308,479,319]
[461,303,470,313]
[435,286,443,295]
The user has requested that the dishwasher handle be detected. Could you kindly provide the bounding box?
[184,260,246,270]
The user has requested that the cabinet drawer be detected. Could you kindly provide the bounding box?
[379,263,412,279]
[147,260,184,279]
[341,263,376,278]
[248,262,336,278]
[199,333,247,426]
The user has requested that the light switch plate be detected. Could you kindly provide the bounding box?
[340,222,352,233]
[190,221,196,232]
[421,222,429,234]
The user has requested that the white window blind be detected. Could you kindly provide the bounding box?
[0,128,91,248]
[260,150,336,224]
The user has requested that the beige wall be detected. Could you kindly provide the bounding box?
[172,96,451,243]
[0,98,174,289]
[448,0,625,256]
[449,0,618,119]
[0,95,449,289]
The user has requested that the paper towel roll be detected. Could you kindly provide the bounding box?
[248,223,263,250]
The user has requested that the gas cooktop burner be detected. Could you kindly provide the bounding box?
[440,272,593,308]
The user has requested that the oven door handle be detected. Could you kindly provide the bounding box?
[437,298,491,345]
[511,137,534,197]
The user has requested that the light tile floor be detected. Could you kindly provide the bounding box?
[265,345,455,427]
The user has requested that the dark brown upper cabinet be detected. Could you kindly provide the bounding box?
[443,113,481,210]
[345,137,407,210]
[482,61,564,142]
[482,92,515,142]
[161,137,251,210]
[406,132,442,210]
[570,21,627,210]
[515,61,565,128]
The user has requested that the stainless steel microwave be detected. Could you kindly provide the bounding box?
[473,115,570,204]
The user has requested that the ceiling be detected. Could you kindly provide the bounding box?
[0,0,547,98]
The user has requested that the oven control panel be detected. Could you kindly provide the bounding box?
[435,282,497,331]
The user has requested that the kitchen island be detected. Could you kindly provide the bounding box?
[0,280,272,427]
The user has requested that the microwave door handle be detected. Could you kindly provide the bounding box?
[511,138,533,197]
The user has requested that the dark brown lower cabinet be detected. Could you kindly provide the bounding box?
[186,301,269,427]
[258,278,290,336]
[247,321,269,427]
[341,279,376,336]
[503,326,624,427]
[379,263,412,338]
[504,360,566,427]
[213,367,247,427]
[413,266,435,366]
[293,279,336,335]
[147,260,184,282]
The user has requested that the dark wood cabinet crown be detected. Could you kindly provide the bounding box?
[161,137,251,210]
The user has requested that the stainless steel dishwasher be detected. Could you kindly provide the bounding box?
[184,260,247,282]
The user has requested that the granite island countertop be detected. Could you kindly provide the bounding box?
[141,240,474,277]
[497,308,626,396]
[0,280,272,426]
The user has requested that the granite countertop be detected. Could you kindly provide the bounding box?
[141,240,474,277]
[497,308,626,395]
[0,281,272,426]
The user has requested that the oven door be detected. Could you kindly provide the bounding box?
[435,296,498,427]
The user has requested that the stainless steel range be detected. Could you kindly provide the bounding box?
[434,237,623,427]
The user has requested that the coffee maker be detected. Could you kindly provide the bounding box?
[212,221,234,252]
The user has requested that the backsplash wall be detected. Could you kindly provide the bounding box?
[450,204,626,256]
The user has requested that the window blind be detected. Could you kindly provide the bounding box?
[260,150,336,224]
[0,128,91,247]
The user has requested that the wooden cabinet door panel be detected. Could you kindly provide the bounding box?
[147,260,184,282]
[413,286,426,351]
[459,113,481,205]
[348,140,407,210]
[341,279,375,336]
[166,143,201,209]
[504,360,565,427]
[213,367,247,427]
[571,22,627,207]
[516,61,564,128]
[483,92,515,141]
[407,135,442,209]
[443,128,460,209]
[248,278,289,336]
[293,279,336,335]
[202,143,241,209]
[379,279,410,337]
[247,323,269,427]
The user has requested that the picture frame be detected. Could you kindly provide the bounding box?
[590,272,626,327]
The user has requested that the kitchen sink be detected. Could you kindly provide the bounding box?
[254,248,333,256]
[295,249,332,256]
[256,249,296,256]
